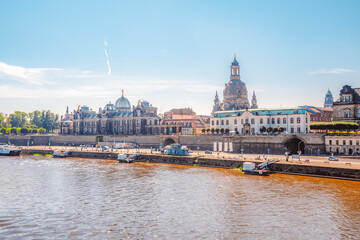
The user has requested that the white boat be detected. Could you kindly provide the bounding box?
[53,150,72,158]
[0,145,21,156]
[117,154,133,163]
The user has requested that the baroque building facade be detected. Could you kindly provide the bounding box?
[60,92,161,135]
[332,85,360,125]
[212,55,257,113]
[210,108,310,135]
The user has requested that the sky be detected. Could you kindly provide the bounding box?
[0,0,359,116]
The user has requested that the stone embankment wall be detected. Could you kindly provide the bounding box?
[2,133,326,154]
[20,149,360,180]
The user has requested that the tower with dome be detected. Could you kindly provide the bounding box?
[212,55,257,113]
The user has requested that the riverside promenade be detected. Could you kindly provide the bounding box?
[20,146,360,181]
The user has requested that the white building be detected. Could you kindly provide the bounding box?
[325,136,360,155]
[210,108,311,135]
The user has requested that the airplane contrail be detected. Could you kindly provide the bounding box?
[104,40,111,76]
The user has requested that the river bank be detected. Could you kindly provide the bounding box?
[19,147,360,181]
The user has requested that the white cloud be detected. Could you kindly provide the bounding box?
[0,61,61,85]
[309,68,355,75]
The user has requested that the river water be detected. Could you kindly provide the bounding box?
[0,156,359,240]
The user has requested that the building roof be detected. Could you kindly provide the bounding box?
[115,95,131,110]
[212,108,308,117]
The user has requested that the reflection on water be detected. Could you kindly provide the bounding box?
[0,156,360,239]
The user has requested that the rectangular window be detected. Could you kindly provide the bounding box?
[343,140,346,145]
[357,140,359,145]
[336,140,339,145]
[226,120,229,125]
[329,140,332,145]
[234,119,237,125]
[211,120,214,126]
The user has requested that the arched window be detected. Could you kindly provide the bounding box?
[251,118,255,124]
[260,118,263,124]
[297,117,301,123]
[221,120,224,125]
[297,126,301,133]
[283,118,286,124]
[277,118,280,124]
[290,118,294,124]
[211,120,214,126]
[245,118,249,124]
[234,119,237,125]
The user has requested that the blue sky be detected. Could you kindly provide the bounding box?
[0,0,359,116]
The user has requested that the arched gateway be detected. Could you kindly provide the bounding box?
[163,138,176,146]
[284,137,306,154]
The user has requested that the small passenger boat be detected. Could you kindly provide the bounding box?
[118,154,133,163]
[242,160,277,176]
[53,150,72,158]
[0,145,21,156]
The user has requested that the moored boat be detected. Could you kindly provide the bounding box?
[53,150,72,158]
[118,154,133,163]
[0,145,21,156]
[242,161,277,176]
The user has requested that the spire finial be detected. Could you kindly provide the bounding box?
[121,89,124,96]
[234,53,236,59]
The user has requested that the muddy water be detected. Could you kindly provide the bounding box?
[0,156,359,239]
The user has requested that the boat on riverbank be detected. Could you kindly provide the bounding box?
[53,150,72,158]
[118,154,133,163]
[0,145,21,156]
[242,160,277,176]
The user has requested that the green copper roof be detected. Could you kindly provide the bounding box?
[212,108,308,118]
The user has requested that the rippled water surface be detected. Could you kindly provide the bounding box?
[1,156,360,239]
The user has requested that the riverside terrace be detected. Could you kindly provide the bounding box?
[21,146,360,180]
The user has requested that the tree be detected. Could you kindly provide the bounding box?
[0,113,5,128]
[278,126,285,132]
[225,128,230,134]
[272,127,278,133]
[8,111,28,128]
[201,129,206,134]
[0,128,6,134]
[260,126,266,133]
[215,128,220,134]
[266,127,272,134]
[32,129,38,134]
[29,110,42,128]
[206,128,210,133]
[211,128,215,134]
[220,128,225,134]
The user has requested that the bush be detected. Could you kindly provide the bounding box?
[201,129,206,133]
[278,126,284,132]
[39,128,46,134]
[266,127,272,133]
[310,122,359,131]
[225,128,230,134]
[20,128,29,134]
[220,128,225,133]
[32,129,38,134]
[211,128,215,134]
[272,127,278,133]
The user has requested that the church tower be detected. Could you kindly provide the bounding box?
[324,89,333,108]
[223,55,250,110]
[212,91,222,113]
[251,91,258,109]
[230,54,240,81]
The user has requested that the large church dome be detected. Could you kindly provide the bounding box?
[115,95,131,111]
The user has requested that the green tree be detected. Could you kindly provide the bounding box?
[8,111,28,127]
[29,110,42,128]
